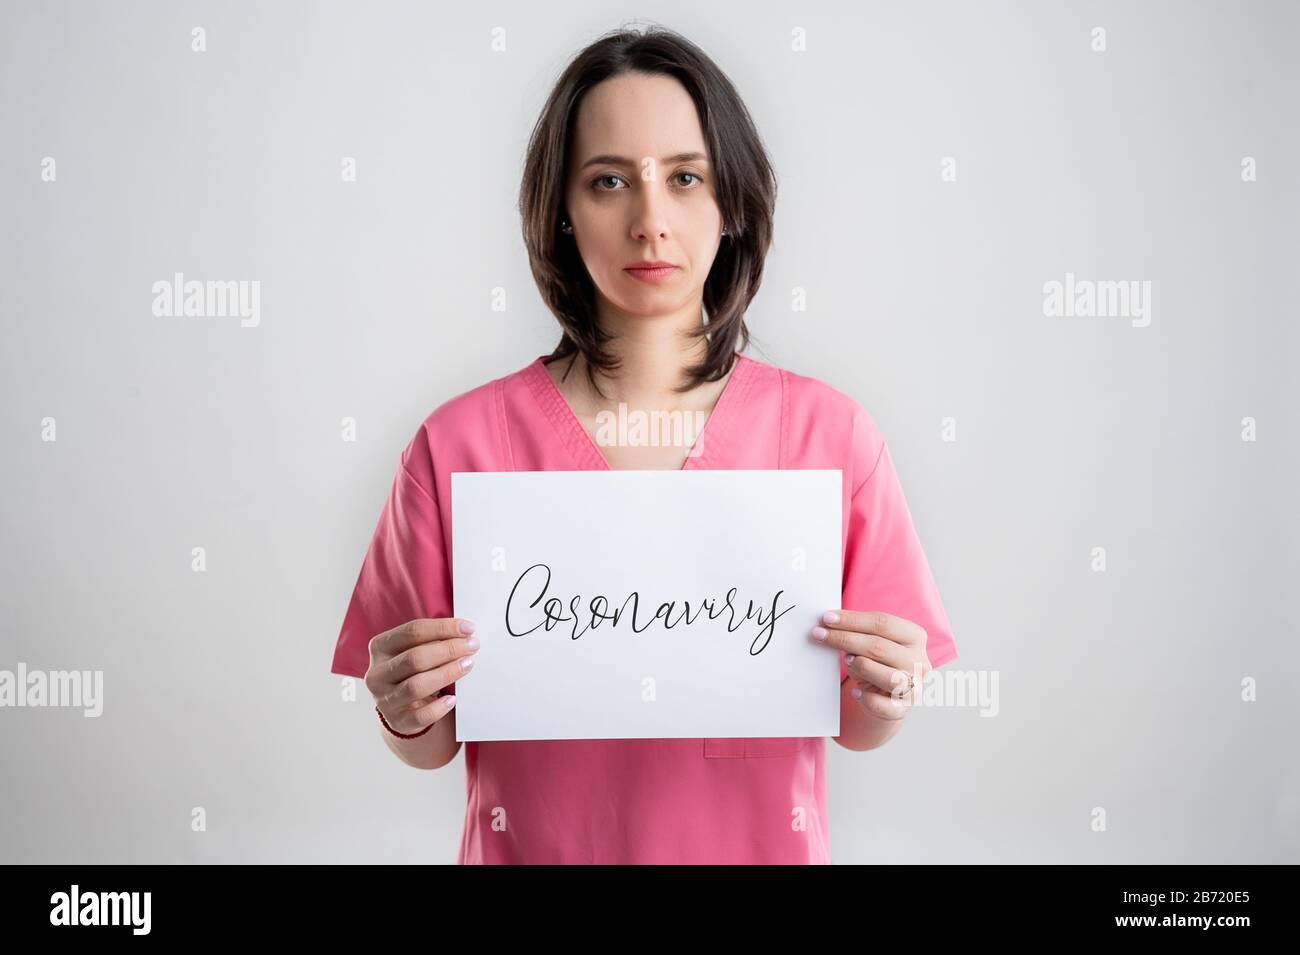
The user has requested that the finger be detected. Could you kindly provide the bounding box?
[817,626,916,671]
[821,609,925,647]
[386,635,479,686]
[385,690,458,735]
[385,654,475,708]
[845,654,917,696]
[853,682,909,721]
[371,617,474,659]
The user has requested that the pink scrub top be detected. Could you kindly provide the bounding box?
[330,351,959,864]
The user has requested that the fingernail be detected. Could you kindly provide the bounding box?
[459,620,476,635]
[465,636,480,650]
[851,687,863,700]
[822,611,839,625]
[845,655,855,665]
[460,657,475,671]
[443,695,457,708]
[811,626,828,641]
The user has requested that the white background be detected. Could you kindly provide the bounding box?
[1,1,1295,863]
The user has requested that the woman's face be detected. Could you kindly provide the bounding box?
[563,71,724,323]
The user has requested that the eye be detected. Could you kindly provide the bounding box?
[591,174,625,191]
[675,171,703,187]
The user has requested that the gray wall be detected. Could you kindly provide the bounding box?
[1,0,1296,863]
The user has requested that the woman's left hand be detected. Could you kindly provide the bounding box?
[812,609,931,721]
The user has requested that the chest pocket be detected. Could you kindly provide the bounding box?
[704,737,810,758]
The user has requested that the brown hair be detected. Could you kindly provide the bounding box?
[518,24,778,396]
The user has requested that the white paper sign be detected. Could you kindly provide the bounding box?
[451,470,842,742]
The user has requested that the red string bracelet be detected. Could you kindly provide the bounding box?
[376,704,433,739]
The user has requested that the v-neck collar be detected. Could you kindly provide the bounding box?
[522,352,755,471]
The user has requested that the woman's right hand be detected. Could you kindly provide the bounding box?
[364,618,479,735]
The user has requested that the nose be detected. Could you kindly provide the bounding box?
[630,177,671,243]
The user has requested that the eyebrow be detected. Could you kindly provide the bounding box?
[579,151,709,170]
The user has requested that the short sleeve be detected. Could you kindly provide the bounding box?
[329,429,454,681]
[840,417,958,681]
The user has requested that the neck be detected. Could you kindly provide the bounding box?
[562,297,726,408]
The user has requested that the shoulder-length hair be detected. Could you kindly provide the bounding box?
[518,25,778,395]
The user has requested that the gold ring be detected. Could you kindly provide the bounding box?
[899,673,915,700]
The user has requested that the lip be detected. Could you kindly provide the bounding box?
[624,261,679,284]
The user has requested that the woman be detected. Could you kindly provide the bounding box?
[330,25,958,864]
